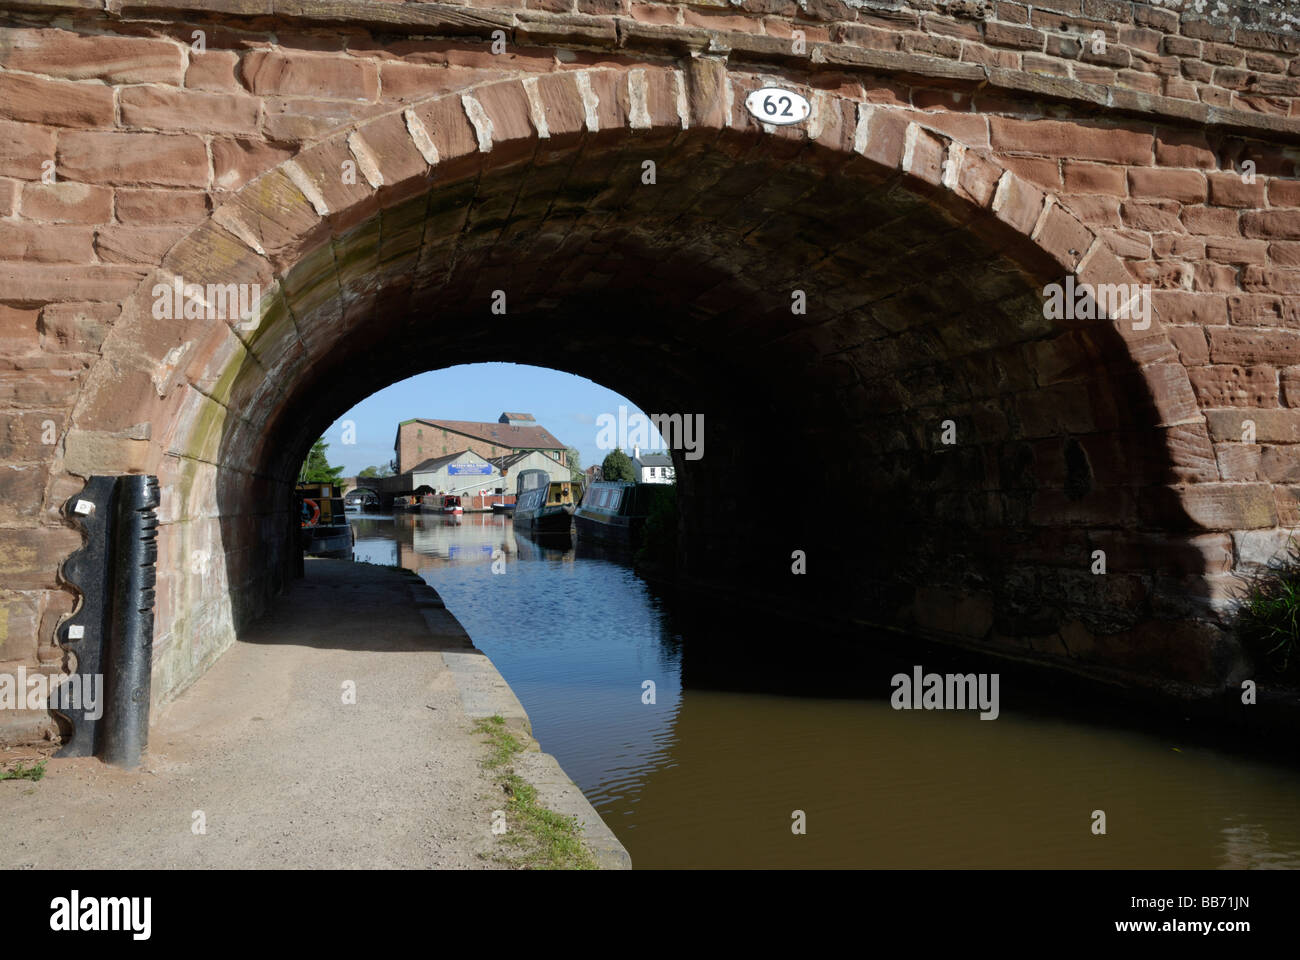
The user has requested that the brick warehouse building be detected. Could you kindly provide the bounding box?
[394,413,568,474]
[2,0,1300,748]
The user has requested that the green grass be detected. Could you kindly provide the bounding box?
[0,761,46,782]
[473,715,597,870]
[1238,538,1300,680]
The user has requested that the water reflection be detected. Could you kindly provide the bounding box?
[350,512,1300,869]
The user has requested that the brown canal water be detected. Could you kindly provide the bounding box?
[352,511,1300,869]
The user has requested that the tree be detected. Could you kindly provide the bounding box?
[601,448,636,482]
[358,465,379,479]
[566,446,583,482]
[299,437,345,484]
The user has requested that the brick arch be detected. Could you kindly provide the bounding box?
[47,64,1221,717]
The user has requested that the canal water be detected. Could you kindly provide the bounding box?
[352,511,1300,869]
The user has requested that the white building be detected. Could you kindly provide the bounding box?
[632,446,674,484]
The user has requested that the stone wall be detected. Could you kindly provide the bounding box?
[1,0,1300,747]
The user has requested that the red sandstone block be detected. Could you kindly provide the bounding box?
[903,126,946,187]
[1242,265,1300,294]
[1259,445,1300,483]
[1195,261,1240,292]
[1282,367,1300,406]
[115,188,209,224]
[1168,324,1210,364]
[1270,241,1300,268]
[1207,173,1266,207]
[0,179,14,218]
[347,112,429,194]
[990,117,1153,163]
[18,182,113,224]
[0,27,184,84]
[1152,290,1228,325]
[212,138,295,192]
[0,72,114,128]
[0,526,83,590]
[955,148,1002,207]
[120,86,260,136]
[1162,35,1201,57]
[1181,205,1239,235]
[992,173,1046,236]
[900,107,988,147]
[1163,77,1200,101]
[905,32,963,59]
[628,1,677,23]
[1153,130,1216,168]
[38,300,118,353]
[1268,179,1300,207]
[1155,482,1279,531]
[186,50,241,91]
[94,225,189,265]
[0,121,56,179]
[1206,409,1300,444]
[985,22,1045,51]
[1063,160,1126,194]
[1151,234,1203,258]
[0,304,39,353]
[58,132,209,188]
[999,156,1061,189]
[1209,327,1300,365]
[859,108,908,170]
[1188,364,1280,407]
[1034,203,1093,269]
[1215,442,1261,480]
[0,263,146,303]
[0,224,94,263]
[1206,237,1268,264]
[1106,227,1152,258]
[1127,167,1207,202]
[1120,199,1182,232]
[241,50,379,100]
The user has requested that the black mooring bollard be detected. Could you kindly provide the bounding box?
[100,475,160,768]
[58,474,159,768]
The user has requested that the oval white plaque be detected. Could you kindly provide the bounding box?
[744,87,811,126]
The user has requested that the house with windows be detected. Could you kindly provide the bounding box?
[632,446,674,484]
[394,412,567,474]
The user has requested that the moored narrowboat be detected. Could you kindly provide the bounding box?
[512,468,581,535]
[574,480,656,547]
[297,482,353,557]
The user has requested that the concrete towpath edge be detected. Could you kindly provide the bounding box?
[405,573,632,870]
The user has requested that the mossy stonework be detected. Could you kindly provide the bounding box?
[3,0,1300,747]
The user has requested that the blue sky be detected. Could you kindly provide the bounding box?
[319,363,657,476]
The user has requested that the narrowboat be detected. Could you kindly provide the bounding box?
[490,501,515,515]
[574,480,656,547]
[512,468,581,535]
[418,493,462,514]
[297,482,353,557]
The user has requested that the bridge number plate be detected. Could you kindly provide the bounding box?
[745,88,811,126]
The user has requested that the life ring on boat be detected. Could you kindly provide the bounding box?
[301,498,320,527]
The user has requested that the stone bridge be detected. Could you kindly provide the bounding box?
[3,0,1300,747]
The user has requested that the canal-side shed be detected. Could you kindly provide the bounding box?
[409,449,501,497]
